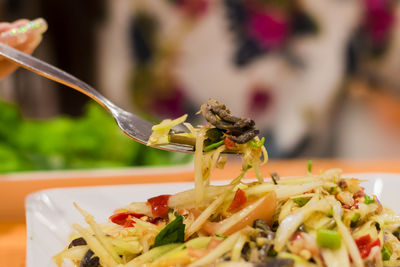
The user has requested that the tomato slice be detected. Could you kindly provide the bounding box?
[354,234,381,258]
[228,188,247,212]
[109,212,144,227]
[147,194,171,218]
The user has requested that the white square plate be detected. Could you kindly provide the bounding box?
[25,173,400,267]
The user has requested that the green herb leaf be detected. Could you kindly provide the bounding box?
[153,214,185,248]
[327,209,333,217]
[364,195,375,204]
[307,160,312,173]
[316,229,341,250]
[382,246,391,261]
[271,221,279,232]
[350,213,361,227]
[205,128,224,142]
[215,234,227,239]
[329,186,338,195]
[267,249,278,257]
[293,197,311,207]
[243,165,252,171]
[249,137,265,149]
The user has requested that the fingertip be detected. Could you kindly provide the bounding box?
[0,18,47,48]
[15,18,48,41]
[32,18,48,34]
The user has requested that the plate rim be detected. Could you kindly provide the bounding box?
[25,172,400,266]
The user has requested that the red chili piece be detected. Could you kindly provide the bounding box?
[338,180,348,188]
[147,217,165,225]
[354,234,381,258]
[228,188,247,212]
[224,137,236,150]
[109,212,144,228]
[354,189,365,198]
[343,199,359,210]
[291,232,303,241]
[148,194,171,218]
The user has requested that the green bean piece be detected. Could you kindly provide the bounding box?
[350,213,361,227]
[168,134,196,146]
[316,229,341,250]
[364,195,375,204]
[203,140,225,152]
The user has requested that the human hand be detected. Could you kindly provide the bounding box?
[0,18,47,79]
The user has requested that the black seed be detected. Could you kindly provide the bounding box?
[393,227,400,241]
[80,250,100,267]
[241,242,251,261]
[375,222,381,231]
[220,252,231,261]
[253,219,271,232]
[68,237,87,249]
[297,224,306,232]
[271,221,279,232]
[271,173,280,185]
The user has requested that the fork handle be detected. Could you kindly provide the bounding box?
[0,42,118,113]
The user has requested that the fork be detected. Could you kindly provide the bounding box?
[0,43,195,153]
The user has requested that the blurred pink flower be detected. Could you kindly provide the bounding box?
[246,7,289,49]
[364,0,393,45]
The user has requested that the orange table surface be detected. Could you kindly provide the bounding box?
[2,158,400,267]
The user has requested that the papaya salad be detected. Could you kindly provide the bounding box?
[54,100,400,267]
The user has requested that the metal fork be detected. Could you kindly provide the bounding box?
[0,43,195,153]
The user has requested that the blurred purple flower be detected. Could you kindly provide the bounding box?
[152,87,186,118]
[364,0,394,45]
[247,86,272,117]
[246,7,289,49]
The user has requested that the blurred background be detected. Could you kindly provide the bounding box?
[1,0,400,173]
